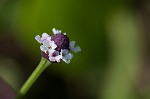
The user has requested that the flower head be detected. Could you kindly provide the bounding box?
[35,28,81,64]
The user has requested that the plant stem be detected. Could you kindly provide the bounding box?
[16,58,50,99]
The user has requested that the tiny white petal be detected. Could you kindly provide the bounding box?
[40,45,48,53]
[62,57,71,64]
[46,37,52,42]
[55,55,62,62]
[48,49,55,55]
[41,33,49,41]
[35,35,41,43]
[48,50,57,62]
[72,46,81,53]
[52,28,58,34]
[69,41,81,53]
[61,49,69,55]
[49,41,57,49]
[52,28,57,34]
[63,33,66,35]
[62,53,73,64]
[43,40,49,47]
[57,30,61,34]
[69,41,75,49]
[49,57,56,62]
[52,28,61,34]
[42,33,49,38]
[40,45,44,51]
[64,53,73,60]
[63,60,70,64]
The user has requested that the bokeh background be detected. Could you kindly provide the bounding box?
[1,0,150,99]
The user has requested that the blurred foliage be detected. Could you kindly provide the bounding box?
[0,58,24,91]
[101,9,142,99]
[0,0,150,99]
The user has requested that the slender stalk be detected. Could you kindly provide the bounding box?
[16,58,51,99]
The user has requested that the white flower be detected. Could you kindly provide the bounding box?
[49,40,57,50]
[69,41,81,53]
[35,32,49,43]
[52,28,61,34]
[48,50,62,62]
[60,49,73,64]
[40,39,57,53]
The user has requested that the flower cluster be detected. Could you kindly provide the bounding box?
[35,28,81,64]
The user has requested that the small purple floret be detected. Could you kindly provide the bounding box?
[51,34,70,51]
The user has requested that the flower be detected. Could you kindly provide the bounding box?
[35,28,81,64]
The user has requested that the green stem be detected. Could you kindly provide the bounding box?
[16,58,51,99]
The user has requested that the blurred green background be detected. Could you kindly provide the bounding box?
[0,0,150,99]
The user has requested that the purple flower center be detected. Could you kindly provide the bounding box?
[51,34,70,51]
